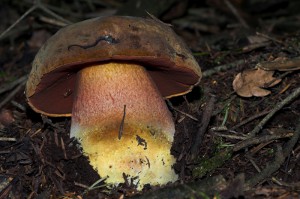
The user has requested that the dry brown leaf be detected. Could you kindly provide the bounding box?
[256,56,300,71]
[233,68,281,97]
[0,109,15,127]
[247,35,269,44]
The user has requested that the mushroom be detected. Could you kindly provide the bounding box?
[26,16,201,189]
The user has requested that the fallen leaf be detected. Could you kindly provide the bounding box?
[256,56,300,71]
[0,109,15,126]
[247,35,269,44]
[232,68,281,97]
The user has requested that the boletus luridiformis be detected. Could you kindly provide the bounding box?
[26,16,201,189]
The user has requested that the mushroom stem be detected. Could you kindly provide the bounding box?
[70,62,178,189]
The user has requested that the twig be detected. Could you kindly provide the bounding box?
[246,118,300,187]
[242,42,271,53]
[84,178,107,193]
[41,115,65,132]
[213,132,247,140]
[0,137,17,142]
[246,144,284,187]
[189,95,216,160]
[10,100,26,111]
[38,1,72,25]
[256,32,284,45]
[0,0,71,40]
[38,16,68,27]
[271,177,300,189]
[233,132,294,151]
[0,80,26,109]
[210,126,228,131]
[74,181,89,189]
[0,76,27,95]
[231,109,270,130]
[0,176,14,199]
[249,141,274,155]
[166,100,198,122]
[0,5,37,40]
[282,121,300,157]
[60,136,67,159]
[203,59,245,77]
[246,155,262,172]
[248,86,300,137]
[0,150,11,154]
[224,0,249,29]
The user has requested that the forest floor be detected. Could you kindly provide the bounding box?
[0,0,299,198]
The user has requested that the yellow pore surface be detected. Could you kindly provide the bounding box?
[74,122,178,189]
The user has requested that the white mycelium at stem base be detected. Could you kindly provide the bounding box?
[70,62,178,189]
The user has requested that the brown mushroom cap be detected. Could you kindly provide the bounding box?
[26,16,201,116]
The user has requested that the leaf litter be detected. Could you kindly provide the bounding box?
[232,68,282,97]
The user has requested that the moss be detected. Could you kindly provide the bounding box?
[192,148,233,178]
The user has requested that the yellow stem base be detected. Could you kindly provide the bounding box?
[72,123,177,189]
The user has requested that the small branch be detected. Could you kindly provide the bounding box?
[38,2,72,25]
[84,178,107,193]
[233,132,294,152]
[60,136,67,159]
[74,181,89,189]
[282,120,300,157]
[271,177,300,189]
[0,0,72,41]
[230,109,270,130]
[213,132,247,140]
[0,80,26,109]
[247,155,262,173]
[246,144,284,187]
[166,100,198,122]
[224,0,249,29]
[256,32,285,45]
[11,100,26,111]
[0,137,17,142]
[203,59,245,77]
[189,95,216,160]
[41,115,65,132]
[0,75,27,95]
[242,42,271,53]
[248,86,300,137]
[38,16,68,27]
[246,118,300,187]
[0,5,37,40]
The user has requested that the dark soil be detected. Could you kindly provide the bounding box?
[0,0,299,198]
